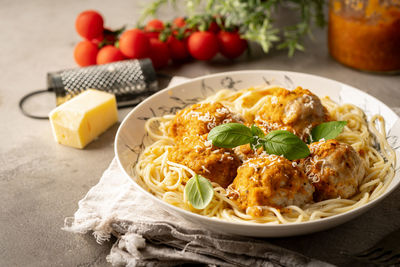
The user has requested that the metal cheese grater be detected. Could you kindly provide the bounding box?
[20,59,162,119]
[48,59,157,106]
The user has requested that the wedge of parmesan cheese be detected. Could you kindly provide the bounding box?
[49,89,118,149]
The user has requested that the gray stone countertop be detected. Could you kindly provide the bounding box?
[1,0,400,266]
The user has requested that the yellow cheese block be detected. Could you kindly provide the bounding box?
[49,89,118,149]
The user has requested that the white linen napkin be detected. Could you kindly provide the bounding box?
[63,77,333,266]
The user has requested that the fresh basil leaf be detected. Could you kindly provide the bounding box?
[207,123,253,148]
[263,130,310,160]
[251,124,265,138]
[184,174,214,209]
[311,121,347,142]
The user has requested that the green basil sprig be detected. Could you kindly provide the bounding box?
[310,121,347,143]
[184,174,214,209]
[208,123,310,160]
[208,121,348,160]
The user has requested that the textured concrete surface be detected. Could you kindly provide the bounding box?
[1,0,400,266]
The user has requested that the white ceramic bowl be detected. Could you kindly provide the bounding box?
[115,70,400,237]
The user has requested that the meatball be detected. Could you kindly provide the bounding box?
[233,144,263,162]
[233,144,255,161]
[228,154,314,217]
[300,139,365,201]
[169,102,241,139]
[168,134,241,188]
[254,87,329,141]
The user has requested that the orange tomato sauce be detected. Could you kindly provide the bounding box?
[328,2,400,72]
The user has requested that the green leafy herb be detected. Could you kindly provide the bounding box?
[311,121,347,143]
[251,124,265,138]
[262,130,310,160]
[184,174,214,209]
[208,123,310,160]
[207,123,253,148]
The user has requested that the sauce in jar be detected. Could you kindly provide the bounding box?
[328,0,400,72]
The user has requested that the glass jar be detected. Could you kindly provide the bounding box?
[328,0,400,73]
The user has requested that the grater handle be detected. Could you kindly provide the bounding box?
[19,89,54,119]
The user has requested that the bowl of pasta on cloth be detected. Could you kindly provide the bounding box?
[115,70,400,237]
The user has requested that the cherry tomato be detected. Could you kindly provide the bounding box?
[74,40,98,66]
[145,19,164,39]
[96,45,125,64]
[149,38,170,69]
[167,35,190,62]
[75,10,104,39]
[145,19,164,32]
[217,31,247,59]
[119,29,150,59]
[173,17,186,28]
[208,21,220,34]
[187,31,219,61]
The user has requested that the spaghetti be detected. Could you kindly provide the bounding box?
[134,86,396,224]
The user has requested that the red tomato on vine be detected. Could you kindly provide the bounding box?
[217,31,247,59]
[96,45,125,64]
[173,17,186,28]
[207,21,220,34]
[187,31,219,61]
[167,36,190,62]
[75,10,104,39]
[74,40,98,66]
[145,19,164,32]
[145,19,164,39]
[149,38,170,69]
[119,29,150,59]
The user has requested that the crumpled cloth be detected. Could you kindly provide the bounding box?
[63,158,331,267]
